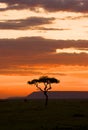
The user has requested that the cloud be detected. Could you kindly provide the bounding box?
[32,27,70,31]
[56,48,88,54]
[60,14,88,20]
[0,37,88,75]
[0,17,55,30]
[0,37,88,72]
[0,0,88,13]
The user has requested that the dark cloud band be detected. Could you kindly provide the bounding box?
[0,17,55,30]
[0,0,88,13]
[0,37,88,70]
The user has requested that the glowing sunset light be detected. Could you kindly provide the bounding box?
[56,48,88,54]
[0,3,7,8]
[0,0,88,99]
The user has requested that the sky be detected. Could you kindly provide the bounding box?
[0,0,88,99]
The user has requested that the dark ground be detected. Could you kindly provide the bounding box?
[0,99,88,130]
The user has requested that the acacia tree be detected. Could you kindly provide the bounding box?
[27,76,60,106]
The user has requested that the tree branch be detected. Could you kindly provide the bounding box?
[36,84,43,92]
[44,83,48,91]
[47,83,52,91]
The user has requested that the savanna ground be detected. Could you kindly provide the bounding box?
[0,99,88,130]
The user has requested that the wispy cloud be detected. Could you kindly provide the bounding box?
[32,27,70,31]
[59,14,88,20]
[0,17,55,30]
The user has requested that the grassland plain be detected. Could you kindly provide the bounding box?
[0,99,88,130]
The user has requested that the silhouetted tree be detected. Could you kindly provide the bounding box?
[27,76,60,106]
[28,79,43,91]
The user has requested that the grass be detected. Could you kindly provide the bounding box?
[0,99,88,130]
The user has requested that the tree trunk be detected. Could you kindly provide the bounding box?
[44,91,48,107]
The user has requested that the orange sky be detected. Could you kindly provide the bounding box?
[0,0,88,98]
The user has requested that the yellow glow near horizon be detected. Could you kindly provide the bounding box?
[0,65,88,98]
[0,68,88,99]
